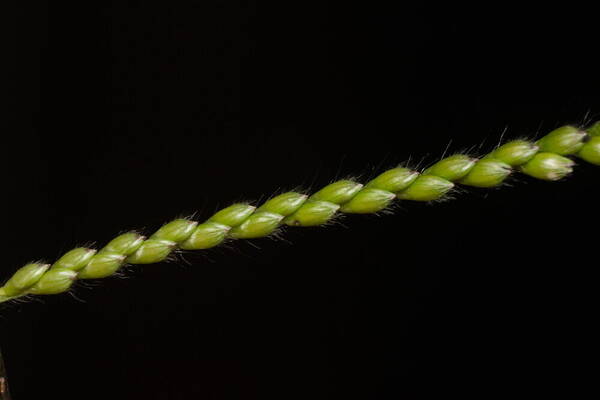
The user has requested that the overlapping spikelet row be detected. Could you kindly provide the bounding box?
[1,123,598,303]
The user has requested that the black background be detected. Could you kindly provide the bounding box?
[4,2,599,399]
